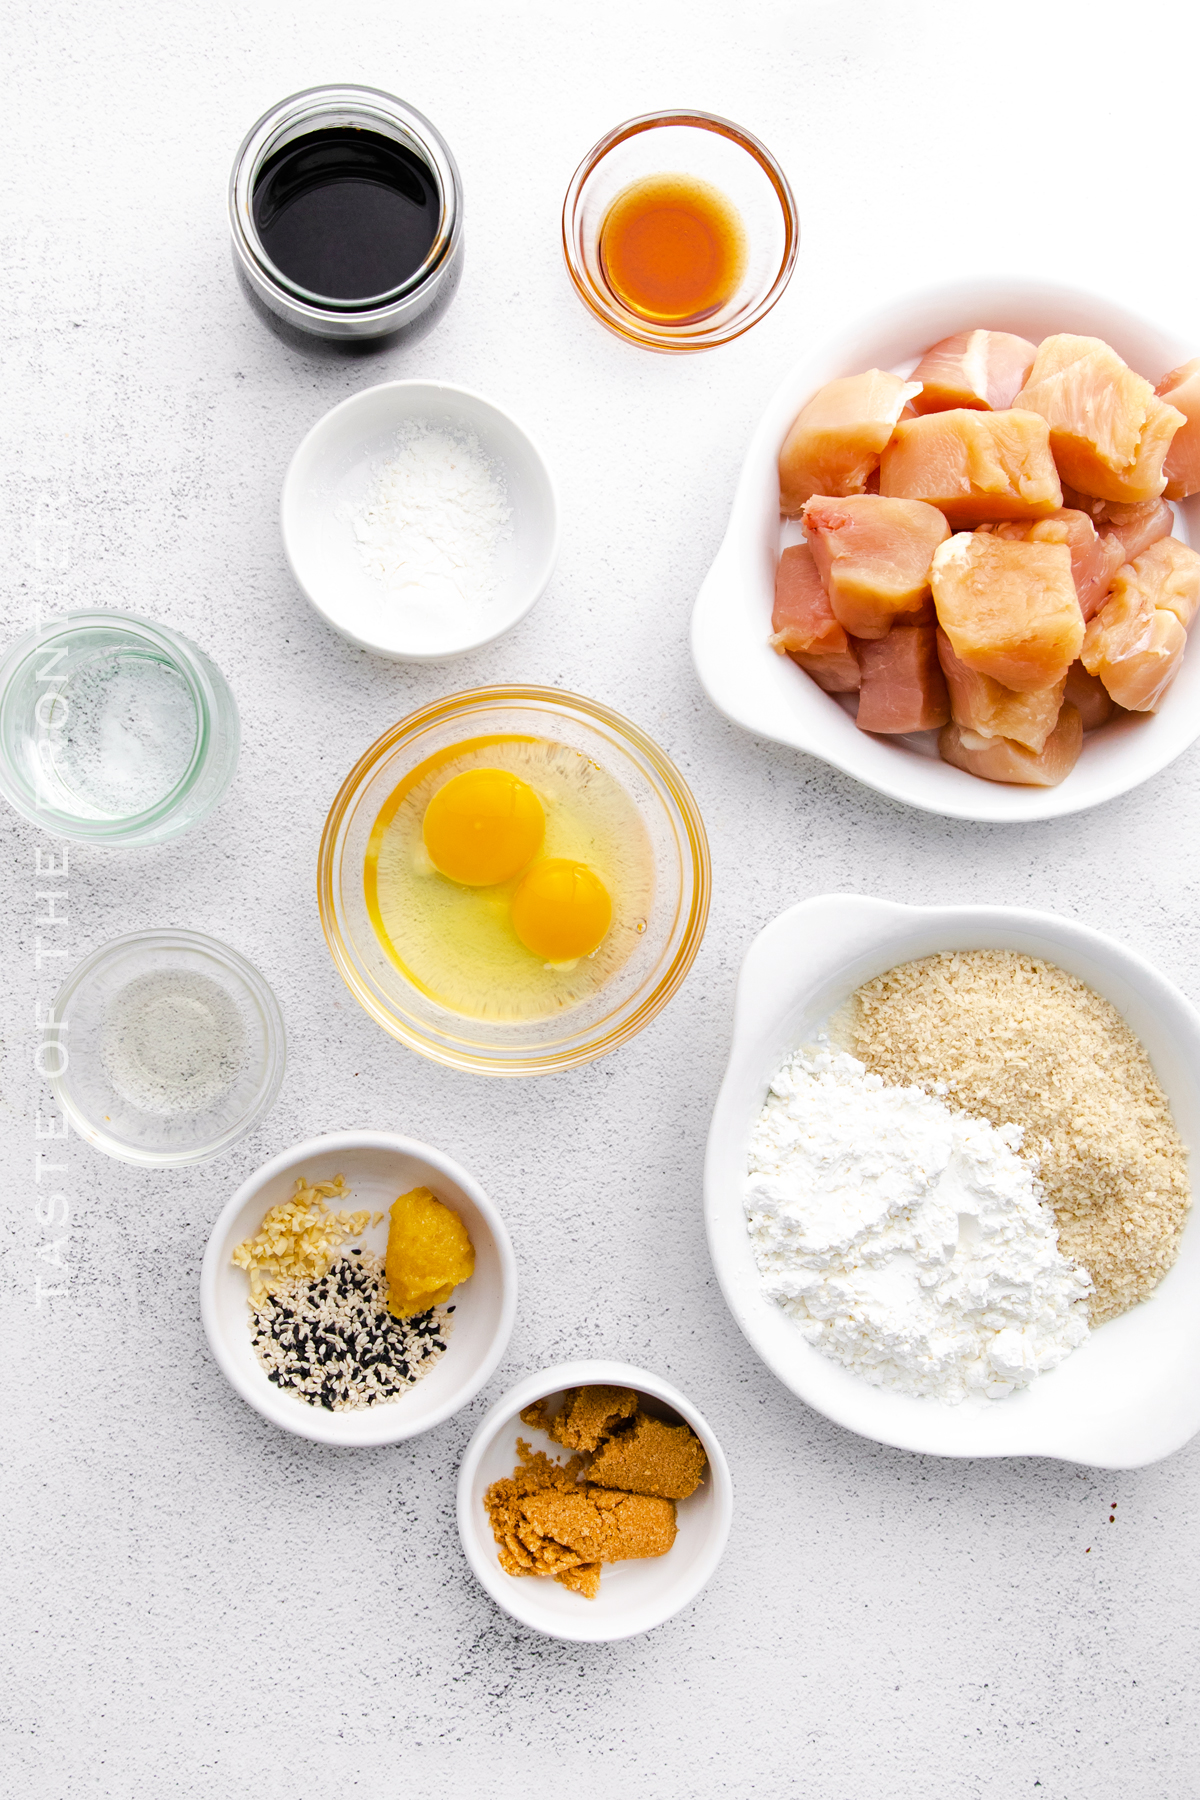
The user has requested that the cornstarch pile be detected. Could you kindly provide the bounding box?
[348,421,512,605]
[745,1047,1090,1402]
[848,952,1191,1325]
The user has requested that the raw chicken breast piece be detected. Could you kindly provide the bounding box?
[779,371,921,516]
[1156,357,1200,501]
[802,494,950,639]
[938,705,1082,787]
[1082,593,1186,712]
[1100,500,1175,565]
[769,543,861,692]
[1014,335,1185,504]
[909,329,1036,415]
[855,625,950,734]
[1063,660,1116,732]
[936,628,1065,753]
[1080,540,1200,711]
[931,532,1083,692]
[770,544,849,654]
[981,510,1125,622]
[879,409,1062,526]
[789,647,862,693]
[1061,488,1176,571]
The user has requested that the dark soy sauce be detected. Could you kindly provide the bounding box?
[252,127,438,303]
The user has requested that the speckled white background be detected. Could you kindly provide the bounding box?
[3,3,1200,1795]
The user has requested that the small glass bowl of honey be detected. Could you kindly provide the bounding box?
[562,110,798,353]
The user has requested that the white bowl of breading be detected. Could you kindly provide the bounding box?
[706,894,1200,1468]
[281,380,559,661]
[200,1131,517,1445]
[456,1360,733,1642]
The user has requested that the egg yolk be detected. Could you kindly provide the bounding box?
[510,859,613,962]
[422,768,544,886]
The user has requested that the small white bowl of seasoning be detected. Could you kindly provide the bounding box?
[456,1360,733,1641]
[281,380,559,661]
[200,1131,517,1445]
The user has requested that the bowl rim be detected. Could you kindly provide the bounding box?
[47,927,286,1166]
[561,108,799,353]
[280,378,561,663]
[199,1129,519,1445]
[316,683,712,1076]
[0,608,235,844]
[690,275,1200,820]
[456,1357,734,1641]
[706,892,1200,1467]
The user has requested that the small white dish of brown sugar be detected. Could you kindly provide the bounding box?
[706,893,1200,1467]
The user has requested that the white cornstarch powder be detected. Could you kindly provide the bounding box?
[348,422,512,604]
[745,1047,1091,1403]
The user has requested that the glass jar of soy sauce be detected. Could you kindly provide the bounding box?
[229,84,463,341]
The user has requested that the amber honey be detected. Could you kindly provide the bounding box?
[598,173,748,327]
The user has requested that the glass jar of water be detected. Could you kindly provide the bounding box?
[0,611,239,845]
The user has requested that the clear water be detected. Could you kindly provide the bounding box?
[42,651,198,818]
[101,970,246,1117]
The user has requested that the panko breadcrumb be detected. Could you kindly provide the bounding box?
[849,951,1190,1325]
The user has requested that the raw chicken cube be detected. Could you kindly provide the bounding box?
[1080,541,1200,711]
[879,409,1062,526]
[1063,660,1116,732]
[769,543,861,692]
[779,371,920,516]
[1132,537,1200,630]
[1013,334,1185,504]
[1156,357,1200,501]
[802,494,950,639]
[855,625,949,734]
[1061,487,1176,572]
[909,329,1036,415]
[980,510,1125,622]
[1082,592,1185,712]
[930,532,1083,692]
[938,705,1082,786]
[936,628,1065,753]
[1100,500,1176,565]
[770,544,849,654]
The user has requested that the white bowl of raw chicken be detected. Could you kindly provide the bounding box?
[691,279,1200,821]
[705,893,1200,1466]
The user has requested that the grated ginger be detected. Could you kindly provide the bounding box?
[232,1175,383,1304]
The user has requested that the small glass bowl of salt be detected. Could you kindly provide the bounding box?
[44,930,286,1165]
[281,380,559,661]
[0,611,240,846]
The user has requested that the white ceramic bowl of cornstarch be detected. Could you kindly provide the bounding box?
[281,380,559,661]
[706,894,1200,1469]
[201,1131,517,1445]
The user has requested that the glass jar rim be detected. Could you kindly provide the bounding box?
[561,108,799,353]
[0,609,217,839]
[229,83,462,315]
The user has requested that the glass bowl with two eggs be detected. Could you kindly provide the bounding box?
[318,686,710,1075]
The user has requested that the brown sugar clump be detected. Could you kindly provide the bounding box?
[587,1411,708,1500]
[522,1385,709,1501]
[521,1385,638,1452]
[483,1441,676,1599]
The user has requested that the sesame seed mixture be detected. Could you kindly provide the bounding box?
[250,1248,453,1411]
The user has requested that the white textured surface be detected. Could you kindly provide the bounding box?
[3,3,1200,1796]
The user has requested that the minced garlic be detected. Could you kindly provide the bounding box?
[232,1175,382,1304]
